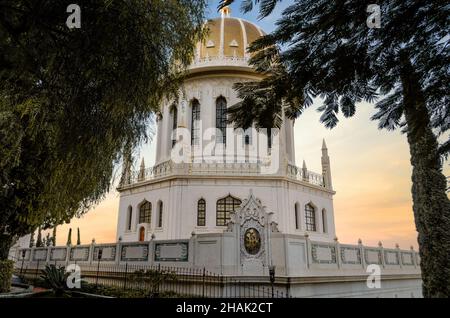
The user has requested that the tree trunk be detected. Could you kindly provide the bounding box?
[399,50,450,298]
[0,233,14,261]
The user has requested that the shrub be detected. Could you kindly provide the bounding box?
[40,264,69,296]
[0,260,14,293]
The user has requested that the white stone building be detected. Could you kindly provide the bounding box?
[116,9,336,245]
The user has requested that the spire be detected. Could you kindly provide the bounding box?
[321,139,333,190]
[138,157,146,182]
[302,160,308,182]
[322,138,327,150]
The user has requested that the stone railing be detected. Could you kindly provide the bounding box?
[305,238,420,273]
[13,235,420,278]
[287,164,325,187]
[120,160,326,188]
[188,55,250,70]
[15,240,192,268]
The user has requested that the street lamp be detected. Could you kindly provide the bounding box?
[269,265,276,298]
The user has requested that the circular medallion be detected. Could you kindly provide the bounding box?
[244,228,261,255]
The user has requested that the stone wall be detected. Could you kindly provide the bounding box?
[14,233,420,278]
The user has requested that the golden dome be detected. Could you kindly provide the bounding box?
[196,9,265,61]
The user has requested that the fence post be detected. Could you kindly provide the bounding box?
[202,267,206,298]
[286,277,291,298]
[95,258,100,289]
[35,259,40,280]
[123,262,128,290]
[20,258,24,278]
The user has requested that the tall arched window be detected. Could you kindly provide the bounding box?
[216,195,241,226]
[139,201,152,224]
[216,96,227,145]
[243,128,252,145]
[322,209,328,233]
[191,99,200,146]
[197,199,206,226]
[305,203,316,231]
[127,206,133,231]
[294,203,300,230]
[157,201,163,228]
[171,105,178,147]
[139,226,145,241]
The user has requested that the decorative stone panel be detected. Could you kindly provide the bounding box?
[154,242,189,262]
[340,246,362,265]
[33,248,48,261]
[50,248,68,261]
[69,246,90,261]
[120,243,149,262]
[364,249,382,265]
[311,244,337,264]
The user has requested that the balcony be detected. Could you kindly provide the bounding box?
[119,160,326,189]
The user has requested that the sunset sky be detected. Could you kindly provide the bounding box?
[52,1,449,250]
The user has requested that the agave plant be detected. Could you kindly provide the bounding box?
[40,264,69,296]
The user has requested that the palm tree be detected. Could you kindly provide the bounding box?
[220,0,450,297]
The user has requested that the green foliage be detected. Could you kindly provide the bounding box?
[45,233,51,246]
[80,281,180,298]
[52,226,57,246]
[29,231,35,248]
[223,1,448,149]
[36,227,43,248]
[40,264,70,296]
[129,268,177,298]
[0,0,206,259]
[0,260,14,293]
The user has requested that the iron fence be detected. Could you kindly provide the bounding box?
[14,260,289,298]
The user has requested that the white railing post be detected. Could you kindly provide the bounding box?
[359,239,366,269]
[334,237,341,269]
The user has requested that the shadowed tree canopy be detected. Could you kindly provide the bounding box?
[219,0,450,297]
[0,0,206,259]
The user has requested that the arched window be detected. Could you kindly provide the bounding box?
[322,209,328,233]
[243,128,252,145]
[191,99,200,146]
[294,203,300,230]
[171,105,178,147]
[157,201,163,228]
[216,96,227,145]
[216,195,241,226]
[127,206,133,231]
[139,201,152,224]
[197,199,206,226]
[305,203,316,231]
[139,226,145,242]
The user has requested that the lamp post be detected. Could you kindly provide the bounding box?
[269,265,276,298]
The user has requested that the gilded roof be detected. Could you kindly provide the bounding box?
[196,11,265,60]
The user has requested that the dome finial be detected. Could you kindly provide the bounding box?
[220,6,231,18]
